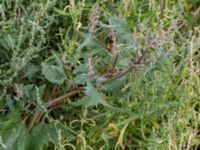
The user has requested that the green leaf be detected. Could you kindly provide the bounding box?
[101,76,127,93]
[0,111,21,140]
[42,62,66,84]
[5,124,30,150]
[0,34,15,50]
[178,0,185,13]
[30,123,58,150]
[51,51,63,67]
[0,111,30,150]
[74,74,93,85]
[71,82,131,114]
[20,84,46,101]
[72,83,109,107]
[102,16,132,44]
[35,85,48,112]
[23,65,40,78]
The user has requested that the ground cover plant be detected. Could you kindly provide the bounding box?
[0,0,200,149]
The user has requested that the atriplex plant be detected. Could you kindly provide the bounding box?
[0,0,200,149]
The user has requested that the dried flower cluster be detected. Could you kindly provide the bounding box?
[109,20,118,58]
[89,3,100,33]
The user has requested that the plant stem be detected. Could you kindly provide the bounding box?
[47,88,84,107]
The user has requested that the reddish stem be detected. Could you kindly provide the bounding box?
[135,48,148,64]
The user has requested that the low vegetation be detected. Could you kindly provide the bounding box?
[0,0,200,149]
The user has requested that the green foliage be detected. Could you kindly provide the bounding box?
[0,0,200,149]
[30,123,58,150]
[72,83,108,107]
[0,111,30,150]
[42,51,67,84]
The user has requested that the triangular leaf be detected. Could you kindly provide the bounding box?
[42,63,66,84]
[71,83,109,107]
